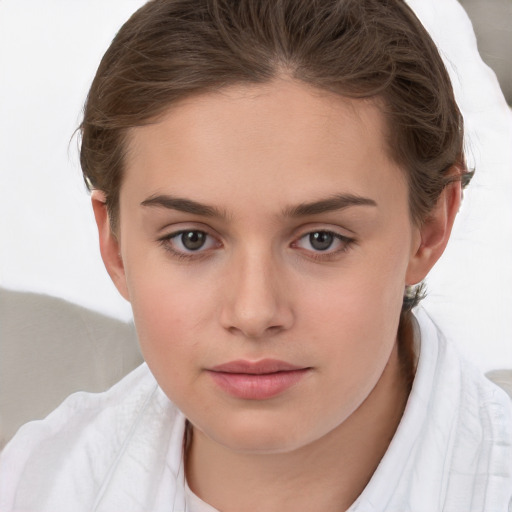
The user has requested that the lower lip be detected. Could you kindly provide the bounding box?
[207,369,310,400]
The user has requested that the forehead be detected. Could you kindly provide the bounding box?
[122,79,405,215]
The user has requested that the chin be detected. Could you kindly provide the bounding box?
[218,431,306,455]
[196,412,329,455]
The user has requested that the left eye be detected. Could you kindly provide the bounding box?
[163,230,218,253]
[294,231,351,253]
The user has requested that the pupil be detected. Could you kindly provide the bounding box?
[182,231,206,250]
[310,232,333,251]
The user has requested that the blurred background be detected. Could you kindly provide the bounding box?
[460,0,512,105]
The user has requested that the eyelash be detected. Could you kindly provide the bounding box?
[292,231,355,261]
[158,229,220,261]
[157,229,355,262]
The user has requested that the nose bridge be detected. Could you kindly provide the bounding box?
[221,242,292,338]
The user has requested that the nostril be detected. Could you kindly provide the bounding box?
[266,325,283,335]
[225,320,285,339]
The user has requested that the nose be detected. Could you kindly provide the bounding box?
[220,247,294,339]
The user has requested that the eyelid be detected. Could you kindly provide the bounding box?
[293,231,352,249]
[157,225,222,260]
[291,223,355,241]
[290,226,356,260]
[156,220,218,236]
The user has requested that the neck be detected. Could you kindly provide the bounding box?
[186,341,410,512]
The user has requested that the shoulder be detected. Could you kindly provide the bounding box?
[413,306,512,428]
[0,363,185,511]
[353,308,512,511]
[414,307,512,507]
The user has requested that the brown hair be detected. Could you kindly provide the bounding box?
[80,0,471,320]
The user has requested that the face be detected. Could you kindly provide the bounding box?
[110,80,423,453]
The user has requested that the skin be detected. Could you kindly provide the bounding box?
[92,79,460,511]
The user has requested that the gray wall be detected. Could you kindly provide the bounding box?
[459,0,512,104]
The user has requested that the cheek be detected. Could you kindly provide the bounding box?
[302,242,407,334]
[303,276,402,373]
[300,243,407,382]
[126,263,217,386]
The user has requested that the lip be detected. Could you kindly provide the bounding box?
[207,359,310,400]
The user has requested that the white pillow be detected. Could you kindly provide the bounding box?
[407,0,512,371]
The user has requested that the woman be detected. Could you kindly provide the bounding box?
[1,0,511,510]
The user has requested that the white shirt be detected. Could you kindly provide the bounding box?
[1,308,511,511]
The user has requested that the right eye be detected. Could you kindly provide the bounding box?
[159,229,220,258]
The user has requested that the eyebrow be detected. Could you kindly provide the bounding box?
[282,194,377,217]
[140,193,377,218]
[141,194,226,218]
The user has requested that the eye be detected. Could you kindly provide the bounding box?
[178,230,209,251]
[159,229,220,257]
[293,230,353,255]
[305,232,336,251]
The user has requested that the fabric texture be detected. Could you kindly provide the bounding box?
[0,308,511,511]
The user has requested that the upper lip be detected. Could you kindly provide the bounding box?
[209,359,307,374]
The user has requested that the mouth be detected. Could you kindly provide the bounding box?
[207,359,311,400]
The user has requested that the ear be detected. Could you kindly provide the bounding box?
[91,190,130,302]
[405,178,462,285]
